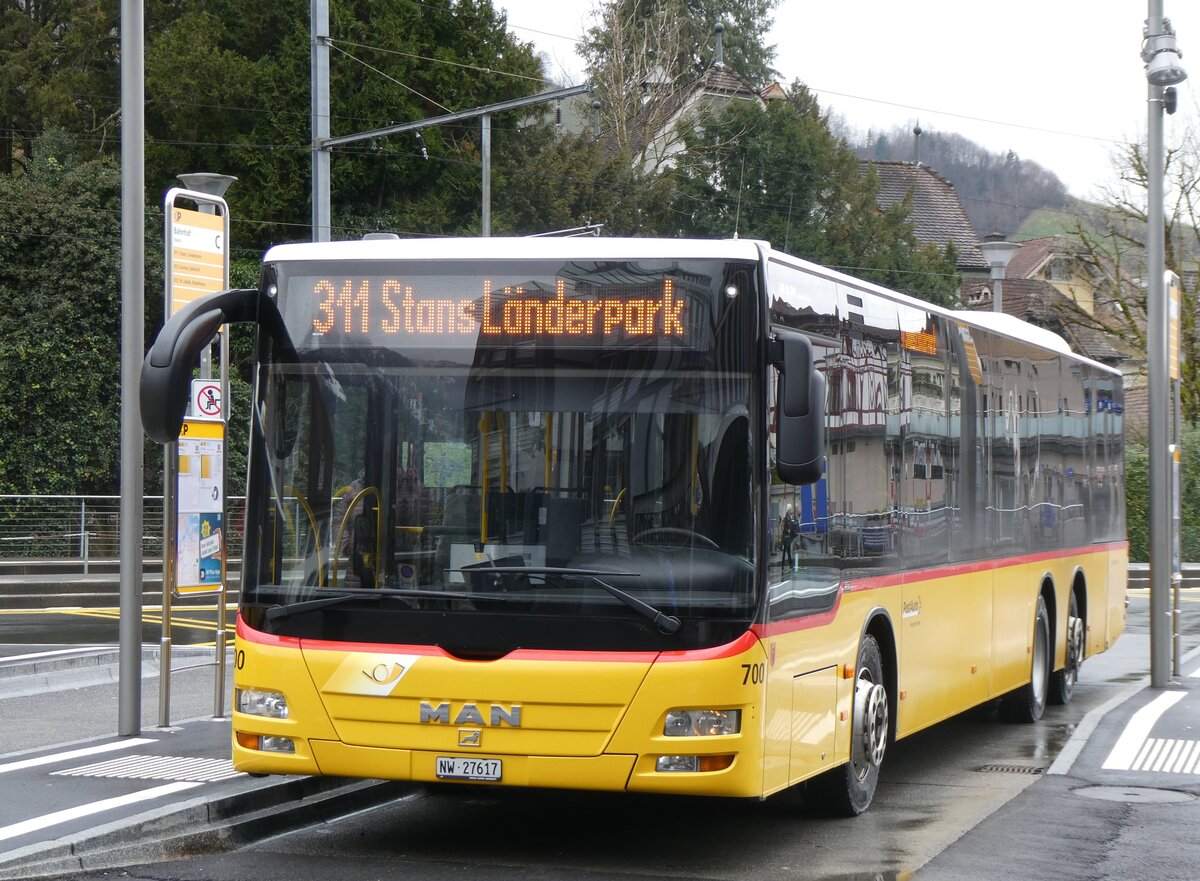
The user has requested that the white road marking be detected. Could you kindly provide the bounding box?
[0,646,109,663]
[0,781,201,842]
[0,739,155,775]
[1183,741,1200,774]
[1102,690,1186,770]
[1125,737,1200,772]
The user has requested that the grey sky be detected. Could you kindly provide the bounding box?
[500,0,1199,200]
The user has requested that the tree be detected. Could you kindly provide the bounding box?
[583,0,778,89]
[1067,124,1200,424]
[662,85,961,305]
[855,124,1072,238]
[1126,424,1200,563]
[0,130,162,494]
[142,0,547,250]
[582,0,778,174]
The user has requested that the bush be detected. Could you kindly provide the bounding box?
[1124,423,1200,563]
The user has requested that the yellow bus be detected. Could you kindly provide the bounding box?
[141,237,1125,815]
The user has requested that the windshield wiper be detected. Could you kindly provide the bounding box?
[453,565,682,634]
[264,590,384,623]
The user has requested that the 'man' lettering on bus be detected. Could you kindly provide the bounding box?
[311,278,685,340]
[419,701,523,727]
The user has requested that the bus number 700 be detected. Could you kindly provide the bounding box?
[741,663,764,685]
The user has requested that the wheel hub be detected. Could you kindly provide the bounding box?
[1067,613,1084,668]
[852,678,888,773]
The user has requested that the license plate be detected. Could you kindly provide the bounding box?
[435,756,502,781]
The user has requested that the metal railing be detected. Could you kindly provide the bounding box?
[0,495,247,567]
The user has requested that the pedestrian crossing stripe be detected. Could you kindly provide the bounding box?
[1102,691,1186,772]
[1129,738,1200,774]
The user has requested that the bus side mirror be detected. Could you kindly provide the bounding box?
[140,288,261,443]
[772,331,825,486]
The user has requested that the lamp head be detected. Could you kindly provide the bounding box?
[1144,23,1188,86]
[1147,48,1188,86]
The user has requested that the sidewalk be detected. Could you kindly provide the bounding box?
[0,648,405,880]
[915,598,1200,881]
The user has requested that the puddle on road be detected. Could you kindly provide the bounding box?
[1106,672,1146,683]
[1022,721,1078,760]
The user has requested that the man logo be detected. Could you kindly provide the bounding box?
[363,662,405,685]
[419,701,522,727]
[459,729,482,747]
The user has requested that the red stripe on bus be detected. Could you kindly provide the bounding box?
[842,542,1126,593]
[241,629,658,663]
[752,592,843,638]
[237,541,1124,655]
[656,630,759,662]
[236,614,301,648]
[755,541,1126,635]
[237,616,757,663]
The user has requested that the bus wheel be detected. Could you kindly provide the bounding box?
[1050,591,1083,705]
[1007,594,1051,722]
[811,635,888,816]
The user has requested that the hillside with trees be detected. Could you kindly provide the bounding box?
[856,124,1074,238]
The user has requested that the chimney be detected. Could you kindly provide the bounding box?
[912,122,922,165]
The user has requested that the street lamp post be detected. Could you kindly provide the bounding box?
[1143,3,1186,688]
[979,232,1020,314]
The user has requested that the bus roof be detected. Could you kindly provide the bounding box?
[263,236,1120,377]
[262,236,766,264]
[764,248,1122,378]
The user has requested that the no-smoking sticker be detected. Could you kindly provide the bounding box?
[192,380,223,419]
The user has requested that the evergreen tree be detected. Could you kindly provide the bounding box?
[142,0,546,249]
[583,0,778,87]
[663,85,960,305]
[0,131,162,494]
[0,0,125,172]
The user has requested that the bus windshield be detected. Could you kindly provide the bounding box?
[241,257,761,650]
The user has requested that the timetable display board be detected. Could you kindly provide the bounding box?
[175,419,225,596]
[168,205,227,316]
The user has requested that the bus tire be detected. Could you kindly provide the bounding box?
[810,634,888,816]
[1007,594,1051,722]
[1050,590,1083,705]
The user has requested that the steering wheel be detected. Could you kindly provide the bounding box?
[634,527,720,551]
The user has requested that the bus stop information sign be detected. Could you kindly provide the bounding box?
[164,187,230,598]
[176,413,225,595]
[168,205,226,316]
[174,377,226,596]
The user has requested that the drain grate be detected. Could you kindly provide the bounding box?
[976,763,1045,775]
[52,755,242,783]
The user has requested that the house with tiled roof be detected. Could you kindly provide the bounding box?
[862,161,989,280]
[1003,235,1123,318]
[627,62,762,173]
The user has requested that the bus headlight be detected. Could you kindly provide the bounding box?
[663,709,741,736]
[655,754,735,773]
[236,688,289,719]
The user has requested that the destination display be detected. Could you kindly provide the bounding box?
[278,261,731,351]
[309,277,686,341]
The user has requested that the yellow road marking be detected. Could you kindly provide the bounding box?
[5,606,234,634]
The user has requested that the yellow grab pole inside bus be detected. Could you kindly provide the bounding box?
[479,413,491,543]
